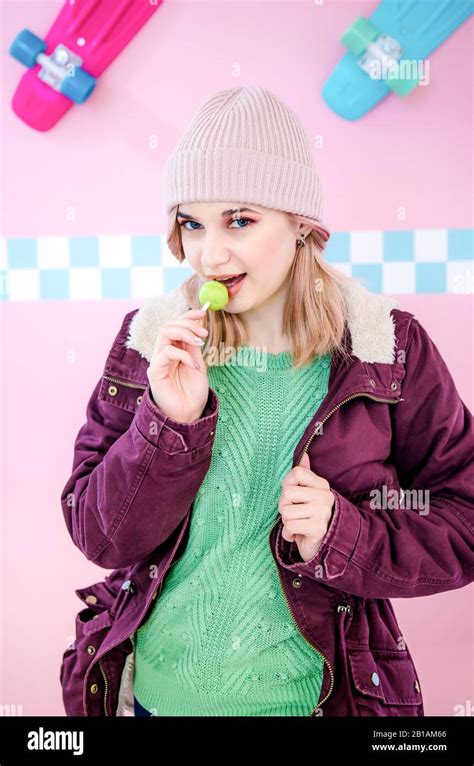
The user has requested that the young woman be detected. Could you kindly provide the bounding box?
[60,86,473,718]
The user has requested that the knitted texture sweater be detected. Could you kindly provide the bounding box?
[133,345,333,716]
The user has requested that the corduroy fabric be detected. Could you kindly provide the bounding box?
[162,85,330,240]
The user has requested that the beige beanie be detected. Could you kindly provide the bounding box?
[162,85,330,241]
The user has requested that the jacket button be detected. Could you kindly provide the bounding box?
[414,679,420,692]
[122,579,135,593]
[85,595,97,605]
[108,385,118,396]
[87,645,96,655]
[369,378,376,387]
[292,577,303,588]
[90,683,99,694]
[136,395,143,405]
[209,430,214,437]
[390,381,398,390]
[371,672,380,686]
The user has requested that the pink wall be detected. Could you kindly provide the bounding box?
[1,0,472,716]
[2,0,473,236]
[2,298,472,717]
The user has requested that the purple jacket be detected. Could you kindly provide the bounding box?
[60,280,474,717]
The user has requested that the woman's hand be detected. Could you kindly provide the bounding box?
[279,452,335,562]
[147,307,210,424]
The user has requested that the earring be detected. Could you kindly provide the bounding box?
[298,233,306,246]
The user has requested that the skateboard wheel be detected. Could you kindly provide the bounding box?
[9,29,46,68]
[341,17,378,57]
[59,67,96,104]
[387,77,419,97]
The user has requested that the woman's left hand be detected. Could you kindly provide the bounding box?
[279,452,335,562]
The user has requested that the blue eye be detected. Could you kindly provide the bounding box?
[180,221,201,230]
[229,217,253,228]
[179,217,254,231]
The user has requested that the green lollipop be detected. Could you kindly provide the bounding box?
[199,280,229,311]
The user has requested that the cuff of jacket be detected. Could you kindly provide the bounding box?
[275,489,361,580]
[135,383,219,454]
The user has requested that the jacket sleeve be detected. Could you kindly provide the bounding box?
[275,317,474,598]
[60,315,219,570]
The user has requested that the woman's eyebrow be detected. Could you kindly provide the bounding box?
[176,207,261,220]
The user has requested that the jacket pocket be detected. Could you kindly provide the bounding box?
[347,648,424,717]
[99,374,147,415]
[60,582,116,715]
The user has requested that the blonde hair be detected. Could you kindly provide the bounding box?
[166,205,357,370]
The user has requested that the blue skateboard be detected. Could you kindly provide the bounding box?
[322,0,473,121]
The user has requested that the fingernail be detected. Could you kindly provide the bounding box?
[195,337,205,345]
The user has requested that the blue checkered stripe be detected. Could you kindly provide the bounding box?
[0,229,472,300]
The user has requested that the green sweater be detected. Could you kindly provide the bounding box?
[133,345,333,716]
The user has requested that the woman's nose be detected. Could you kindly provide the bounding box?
[201,246,231,271]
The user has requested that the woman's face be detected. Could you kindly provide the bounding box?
[176,201,306,314]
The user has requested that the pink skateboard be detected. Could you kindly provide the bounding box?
[9,0,163,132]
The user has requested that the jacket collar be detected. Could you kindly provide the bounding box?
[125,279,400,365]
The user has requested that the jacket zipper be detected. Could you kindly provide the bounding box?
[103,374,147,390]
[95,583,138,717]
[98,660,110,716]
[268,389,400,716]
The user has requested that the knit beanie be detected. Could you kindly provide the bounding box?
[162,85,330,241]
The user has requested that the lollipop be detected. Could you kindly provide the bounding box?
[199,280,229,312]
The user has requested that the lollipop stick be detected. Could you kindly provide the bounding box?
[201,301,211,311]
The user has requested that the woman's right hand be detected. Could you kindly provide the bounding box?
[147,307,210,424]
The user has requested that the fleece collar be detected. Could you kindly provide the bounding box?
[125,279,400,365]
